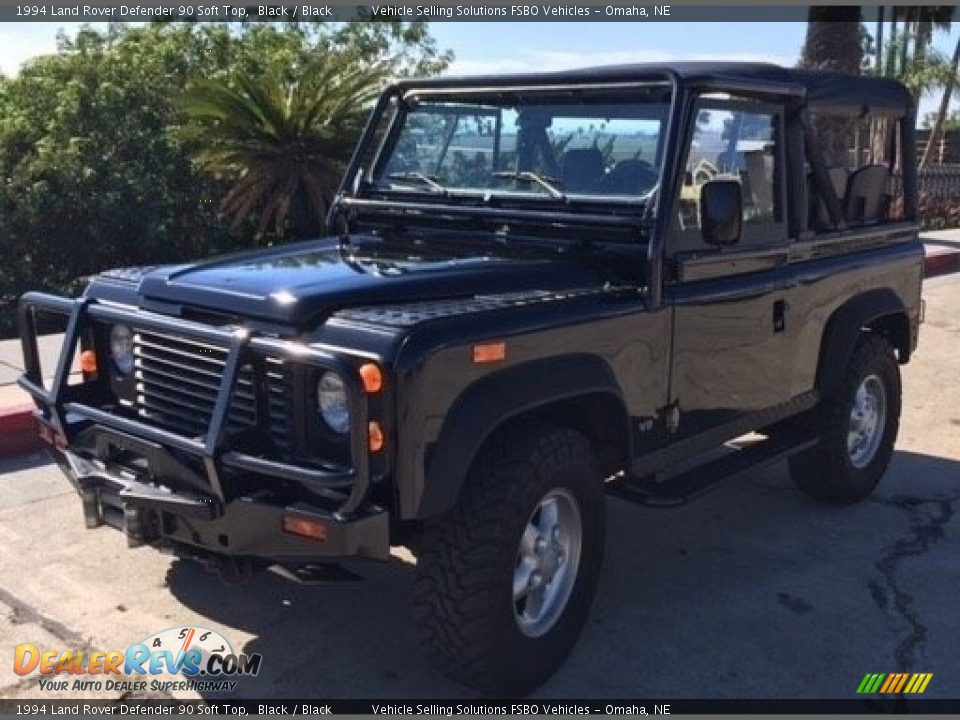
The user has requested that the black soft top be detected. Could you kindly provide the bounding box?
[401,62,912,117]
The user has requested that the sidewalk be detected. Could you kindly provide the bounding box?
[1,232,959,459]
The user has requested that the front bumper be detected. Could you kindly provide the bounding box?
[18,291,390,564]
[54,440,389,562]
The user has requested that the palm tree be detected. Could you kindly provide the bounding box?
[181,54,387,238]
[875,7,885,74]
[800,6,863,73]
[871,7,954,166]
[921,37,960,167]
[799,6,863,165]
[909,6,954,103]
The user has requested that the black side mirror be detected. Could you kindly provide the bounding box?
[700,179,742,247]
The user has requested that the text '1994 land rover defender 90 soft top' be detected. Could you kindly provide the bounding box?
[19,63,923,694]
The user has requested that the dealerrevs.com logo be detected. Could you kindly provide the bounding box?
[14,626,262,693]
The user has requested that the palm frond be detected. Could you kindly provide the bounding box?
[180,53,386,238]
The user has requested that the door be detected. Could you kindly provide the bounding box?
[666,97,795,442]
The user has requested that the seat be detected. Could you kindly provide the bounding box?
[809,167,849,230]
[597,159,657,194]
[561,148,605,192]
[844,164,890,225]
[742,151,774,221]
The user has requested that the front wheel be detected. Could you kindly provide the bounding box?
[414,423,605,695]
[789,333,901,503]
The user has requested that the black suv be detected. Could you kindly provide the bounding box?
[19,63,923,694]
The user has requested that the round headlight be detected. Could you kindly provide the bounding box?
[110,324,134,375]
[317,371,350,434]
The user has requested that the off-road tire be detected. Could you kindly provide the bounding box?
[413,422,605,695]
[789,333,901,503]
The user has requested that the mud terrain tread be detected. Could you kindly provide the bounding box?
[790,333,901,504]
[413,422,600,694]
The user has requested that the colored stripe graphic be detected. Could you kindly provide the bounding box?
[905,673,933,694]
[859,672,934,694]
[904,674,920,693]
[893,673,910,693]
[858,673,886,693]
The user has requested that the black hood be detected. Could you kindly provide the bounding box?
[129,236,604,326]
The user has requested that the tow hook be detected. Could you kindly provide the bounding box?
[81,488,101,529]
[123,504,160,547]
[205,556,254,585]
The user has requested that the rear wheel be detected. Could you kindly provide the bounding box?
[413,423,604,695]
[789,333,901,503]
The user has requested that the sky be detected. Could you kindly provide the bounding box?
[0,20,958,119]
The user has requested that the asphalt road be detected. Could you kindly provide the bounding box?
[1,275,958,702]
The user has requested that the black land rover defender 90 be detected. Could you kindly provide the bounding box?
[20,63,922,694]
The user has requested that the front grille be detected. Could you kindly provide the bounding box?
[132,330,293,453]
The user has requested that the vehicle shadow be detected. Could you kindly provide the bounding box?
[165,449,959,700]
[165,551,462,699]
[0,450,54,474]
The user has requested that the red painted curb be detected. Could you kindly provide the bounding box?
[924,249,960,279]
[0,403,42,460]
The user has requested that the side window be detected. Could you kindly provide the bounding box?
[673,101,784,253]
[805,113,902,232]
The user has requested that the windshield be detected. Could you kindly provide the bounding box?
[374,86,671,202]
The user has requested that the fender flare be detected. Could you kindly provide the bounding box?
[414,354,628,519]
[817,288,908,396]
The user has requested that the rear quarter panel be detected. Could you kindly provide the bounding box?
[786,228,923,397]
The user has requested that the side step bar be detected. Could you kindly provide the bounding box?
[608,430,819,508]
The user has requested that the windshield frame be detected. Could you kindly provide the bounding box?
[361,79,677,208]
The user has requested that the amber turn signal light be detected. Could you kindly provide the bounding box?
[359,363,383,393]
[79,350,98,374]
[473,342,506,364]
[282,515,327,541]
[368,421,385,452]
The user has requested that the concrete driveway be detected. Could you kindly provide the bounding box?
[1,275,958,702]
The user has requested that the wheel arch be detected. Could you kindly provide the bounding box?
[413,354,632,520]
[817,288,911,397]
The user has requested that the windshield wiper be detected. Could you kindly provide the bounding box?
[386,171,446,194]
[491,171,566,200]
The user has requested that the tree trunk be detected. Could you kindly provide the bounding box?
[920,36,960,168]
[887,10,899,77]
[799,6,863,165]
[900,11,913,76]
[876,7,885,74]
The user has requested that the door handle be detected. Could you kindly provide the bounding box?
[773,299,787,333]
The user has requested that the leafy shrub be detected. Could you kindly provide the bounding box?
[918,192,960,230]
[0,23,450,339]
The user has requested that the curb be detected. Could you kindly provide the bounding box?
[0,248,958,461]
[0,402,42,460]
[924,248,960,279]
